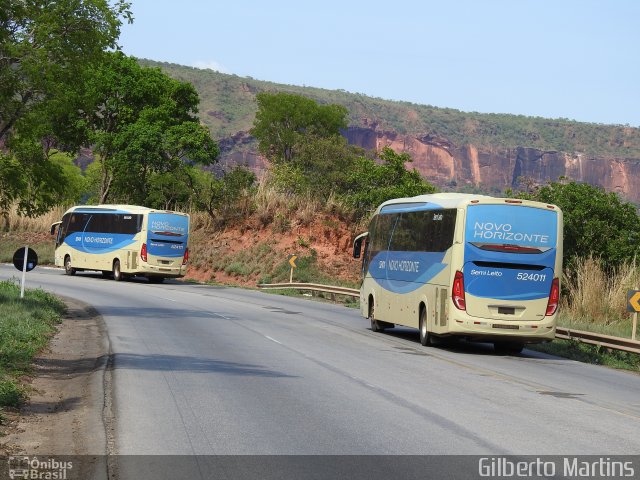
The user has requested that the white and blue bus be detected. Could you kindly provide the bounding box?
[50,205,190,283]
[352,193,563,353]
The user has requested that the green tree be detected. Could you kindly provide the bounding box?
[80,52,219,204]
[529,181,640,269]
[269,134,365,199]
[0,145,85,227]
[187,167,256,224]
[0,0,131,217]
[342,147,437,216]
[251,92,348,163]
[0,0,132,144]
[146,169,195,211]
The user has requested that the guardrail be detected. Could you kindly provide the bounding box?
[257,282,640,354]
[555,327,640,354]
[257,282,360,298]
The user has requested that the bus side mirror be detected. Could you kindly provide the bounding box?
[353,232,368,259]
[50,221,61,236]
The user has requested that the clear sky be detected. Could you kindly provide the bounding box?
[119,0,639,127]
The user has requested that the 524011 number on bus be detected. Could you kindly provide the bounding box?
[516,273,547,282]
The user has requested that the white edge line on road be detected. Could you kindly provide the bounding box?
[265,335,282,345]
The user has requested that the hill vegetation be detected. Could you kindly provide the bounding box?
[139,59,640,158]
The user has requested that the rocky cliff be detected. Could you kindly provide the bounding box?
[217,126,640,203]
[343,126,640,203]
[143,60,640,203]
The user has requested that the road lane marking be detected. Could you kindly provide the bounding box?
[265,335,282,345]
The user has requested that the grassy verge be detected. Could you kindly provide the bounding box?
[0,280,65,415]
[0,233,54,265]
[529,339,640,372]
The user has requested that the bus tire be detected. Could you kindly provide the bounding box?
[494,341,524,355]
[369,302,385,332]
[112,260,123,282]
[419,307,433,346]
[64,256,76,276]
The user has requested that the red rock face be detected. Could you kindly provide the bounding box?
[343,127,640,203]
[215,126,640,203]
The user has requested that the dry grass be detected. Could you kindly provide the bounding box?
[2,207,66,232]
[561,256,640,330]
[253,181,324,230]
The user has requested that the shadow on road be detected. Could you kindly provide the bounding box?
[111,353,297,378]
[379,327,555,359]
[33,353,296,378]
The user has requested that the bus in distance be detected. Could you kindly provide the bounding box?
[352,193,563,354]
[50,205,190,283]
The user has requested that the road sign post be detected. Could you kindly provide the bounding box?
[287,254,298,283]
[628,289,640,340]
[13,246,38,299]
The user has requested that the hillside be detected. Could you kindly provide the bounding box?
[139,59,640,203]
[187,211,360,288]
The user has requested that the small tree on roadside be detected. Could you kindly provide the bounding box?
[80,52,219,204]
[342,147,437,217]
[251,92,348,163]
[187,167,257,225]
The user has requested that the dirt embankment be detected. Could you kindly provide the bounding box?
[185,212,363,287]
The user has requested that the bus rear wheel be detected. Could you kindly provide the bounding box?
[494,341,524,355]
[419,307,433,346]
[112,260,123,282]
[369,303,385,333]
[64,256,76,276]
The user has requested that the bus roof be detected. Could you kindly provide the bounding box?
[375,193,560,215]
[62,204,189,216]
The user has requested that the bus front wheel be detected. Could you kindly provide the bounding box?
[419,307,433,346]
[64,256,76,276]
[112,260,123,282]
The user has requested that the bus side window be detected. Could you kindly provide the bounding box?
[67,213,86,235]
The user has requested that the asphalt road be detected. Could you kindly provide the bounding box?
[2,265,640,459]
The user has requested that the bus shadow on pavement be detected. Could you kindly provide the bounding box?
[380,327,546,358]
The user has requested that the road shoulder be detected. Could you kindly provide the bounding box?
[0,296,109,456]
